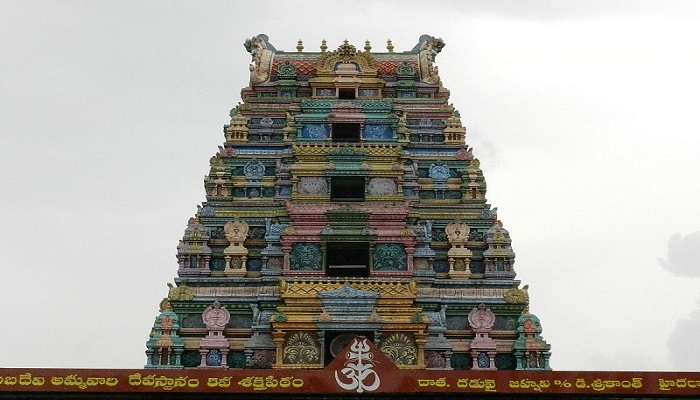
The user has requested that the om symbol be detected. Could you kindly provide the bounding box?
[334,338,381,393]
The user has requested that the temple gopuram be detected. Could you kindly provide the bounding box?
[3,35,699,399]
[145,33,547,372]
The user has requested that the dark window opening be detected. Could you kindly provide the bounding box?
[325,331,374,365]
[338,88,356,99]
[326,242,369,277]
[331,176,365,201]
[332,123,361,142]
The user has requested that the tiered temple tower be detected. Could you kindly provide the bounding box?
[145,34,551,371]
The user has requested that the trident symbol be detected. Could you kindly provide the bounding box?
[334,338,381,393]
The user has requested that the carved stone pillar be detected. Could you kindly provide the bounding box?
[145,349,154,367]
[415,331,427,369]
[444,350,453,370]
[272,330,285,369]
[221,349,229,368]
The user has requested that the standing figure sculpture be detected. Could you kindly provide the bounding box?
[244,34,276,86]
[224,218,249,276]
[412,34,445,85]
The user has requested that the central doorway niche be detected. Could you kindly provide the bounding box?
[326,242,369,277]
[324,331,374,365]
[338,88,356,99]
[332,123,361,142]
[330,176,365,201]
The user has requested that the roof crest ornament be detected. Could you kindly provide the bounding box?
[410,34,445,85]
[244,34,276,86]
[316,40,378,76]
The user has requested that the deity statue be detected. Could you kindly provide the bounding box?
[224,218,249,245]
[397,111,410,142]
[412,34,445,85]
[446,221,472,278]
[468,304,496,331]
[244,34,276,86]
[445,221,469,244]
[202,301,230,331]
[223,218,249,276]
[167,283,194,301]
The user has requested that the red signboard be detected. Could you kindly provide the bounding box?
[1,367,700,396]
[1,339,699,397]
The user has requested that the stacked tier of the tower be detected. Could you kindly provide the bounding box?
[145,35,550,371]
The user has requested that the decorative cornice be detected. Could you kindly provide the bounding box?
[281,279,416,299]
[293,143,402,157]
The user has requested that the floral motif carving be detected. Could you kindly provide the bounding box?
[379,333,417,366]
[429,164,450,182]
[363,125,393,140]
[373,244,407,271]
[283,332,320,365]
[206,349,222,366]
[397,61,415,77]
[298,177,328,195]
[259,116,274,127]
[477,352,490,368]
[243,160,265,179]
[277,62,297,79]
[367,178,397,196]
[250,350,275,369]
[290,243,322,271]
[300,124,329,139]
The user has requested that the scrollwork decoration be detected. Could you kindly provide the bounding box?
[379,333,417,366]
[283,332,320,364]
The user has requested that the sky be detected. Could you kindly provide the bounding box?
[0,0,699,371]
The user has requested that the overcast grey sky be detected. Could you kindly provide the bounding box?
[1,0,699,371]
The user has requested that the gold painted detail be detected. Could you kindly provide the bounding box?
[503,286,529,304]
[215,210,288,218]
[316,40,378,75]
[189,286,279,298]
[283,332,320,365]
[417,287,512,299]
[281,279,416,299]
[167,284,194,301]
[380,333,417,366]
[293,143,401,158]
[407,212,480,220]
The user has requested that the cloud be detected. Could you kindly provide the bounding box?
[436,0,698,21]
[659,231,700,277]
[668,298,700,371]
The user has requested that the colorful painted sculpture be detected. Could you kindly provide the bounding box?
[145,35,550,371]
[198,301,231,368]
